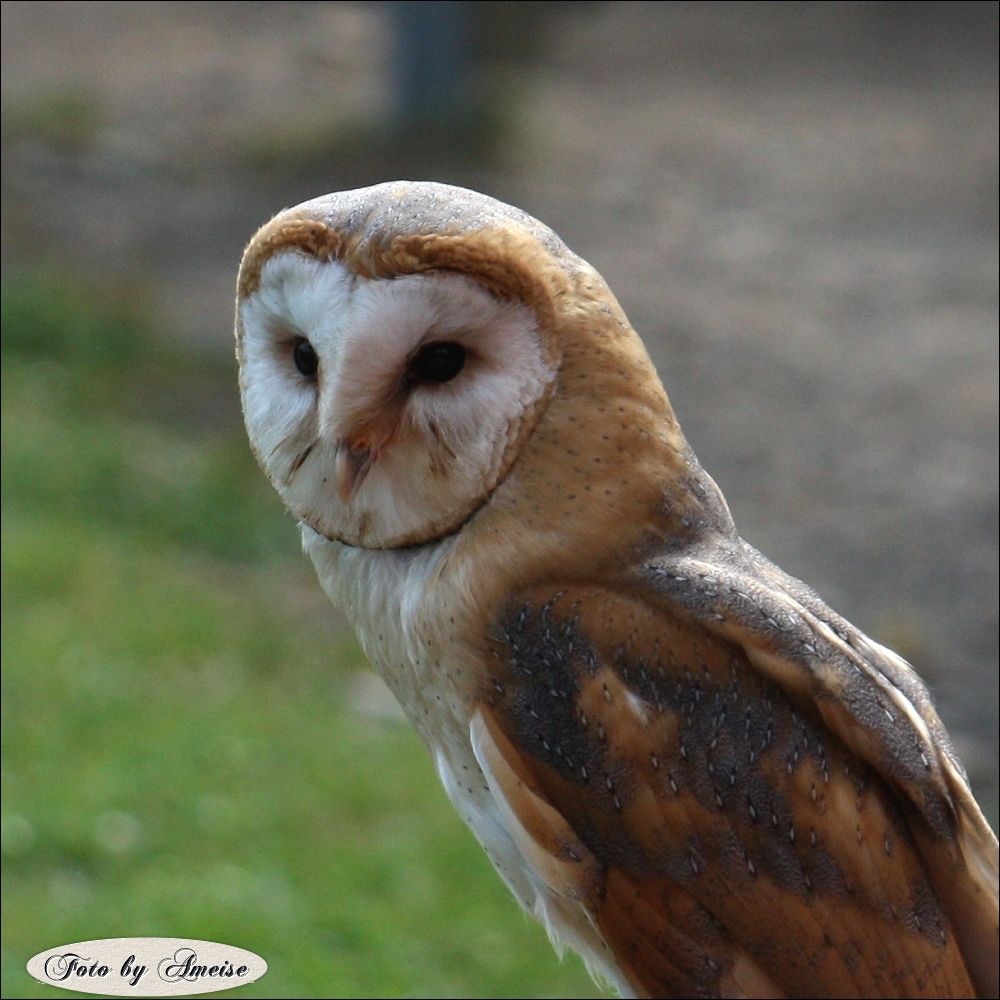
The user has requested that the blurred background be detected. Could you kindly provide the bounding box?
[2,3,996,997]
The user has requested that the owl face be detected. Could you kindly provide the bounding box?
[238,252,558,548]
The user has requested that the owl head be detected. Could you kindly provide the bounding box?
[236,181,690,551]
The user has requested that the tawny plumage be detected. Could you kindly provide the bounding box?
[236,181,998,999]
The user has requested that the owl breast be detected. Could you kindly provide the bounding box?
[300,531,530,865]
[301,526,636,993]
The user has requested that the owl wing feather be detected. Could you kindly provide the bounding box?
[475,540,997,998]
[638,540,998,998]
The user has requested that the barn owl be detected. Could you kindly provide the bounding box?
[236,181,998,999]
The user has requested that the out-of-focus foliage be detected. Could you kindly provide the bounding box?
[1,87,104,155]
[1,273,604,998]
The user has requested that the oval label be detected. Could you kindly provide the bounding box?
[27,938,266,996]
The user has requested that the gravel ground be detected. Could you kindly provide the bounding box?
[3,1,996,813]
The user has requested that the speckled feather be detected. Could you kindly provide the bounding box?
[483,588,974,997]
[236,181,998,999]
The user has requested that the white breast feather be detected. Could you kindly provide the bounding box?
[301,527,632,996]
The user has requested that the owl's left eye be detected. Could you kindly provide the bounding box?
[293,338,319,377]
[409,341,466,383]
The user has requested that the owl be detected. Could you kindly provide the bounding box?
[236,181,998,999]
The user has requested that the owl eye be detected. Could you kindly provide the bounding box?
[409,341,466,383]
[293,337,319,377]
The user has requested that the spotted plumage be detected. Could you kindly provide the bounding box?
[236,181,998,999]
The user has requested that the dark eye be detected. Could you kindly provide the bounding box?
[409,341,466,383]
[293,338,318,377]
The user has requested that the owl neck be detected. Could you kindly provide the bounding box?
[453,325,735,611]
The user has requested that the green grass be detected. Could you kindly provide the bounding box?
[1,272,605,998]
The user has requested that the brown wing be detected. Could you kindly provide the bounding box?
[475,580,994,999]
[639,539,999,997]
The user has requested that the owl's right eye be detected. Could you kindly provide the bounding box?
[293,338,319,377]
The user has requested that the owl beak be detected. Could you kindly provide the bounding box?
[335,441,375,505]
[333,406,402,505]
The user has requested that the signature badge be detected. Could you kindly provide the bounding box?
[27,938,266,996]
